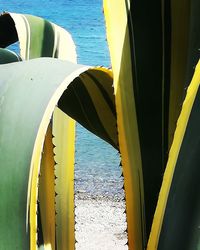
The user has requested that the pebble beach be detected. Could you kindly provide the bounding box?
[75,194,128,250]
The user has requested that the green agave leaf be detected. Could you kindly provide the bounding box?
[148,60,200,250]
[0,11,117,250]
[0,12,76,62]
[104,1,200,249]
[167,0,200,149]
[0,58,116,250]
[0,12,78,249]
[58,68,117,149]
[0,48,22,64]
[53,67,117,249]
[104,0,164,248]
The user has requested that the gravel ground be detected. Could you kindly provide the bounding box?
[75,194,128,250]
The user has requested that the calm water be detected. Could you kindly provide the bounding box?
[0,0,123,200]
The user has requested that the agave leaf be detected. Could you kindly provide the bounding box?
[0,12,78,249]
[104,0,200,247]
[0,12,118,250]
[0,48,22,63]
[0,58,116,249]
[53,107,75,250]
[167,0,200,149]
[58,68,117,149]
[103,0,166,247]
[148,60,200,249]
[104,1,145,249]
[38,124,56,249]
[0,12,76,62]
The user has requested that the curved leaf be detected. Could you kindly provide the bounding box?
[0,12,78,249]
[0,58,116,249]
[0,12,76,62]
[0,48,22,64]
[58,68,117,149]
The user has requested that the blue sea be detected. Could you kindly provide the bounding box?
[0,0,123,200]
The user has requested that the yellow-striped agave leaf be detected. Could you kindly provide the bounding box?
[58,68,118,149]
[0,58,117,250]
[148,60,200,250]
[53,107,75,250]
[104,1,200,248]
[104,0,165,248]
[0,12,118,250]
[0,12,76,62]
[166,0,200,148]
[38,124,56,249]
[0,11,78,250]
